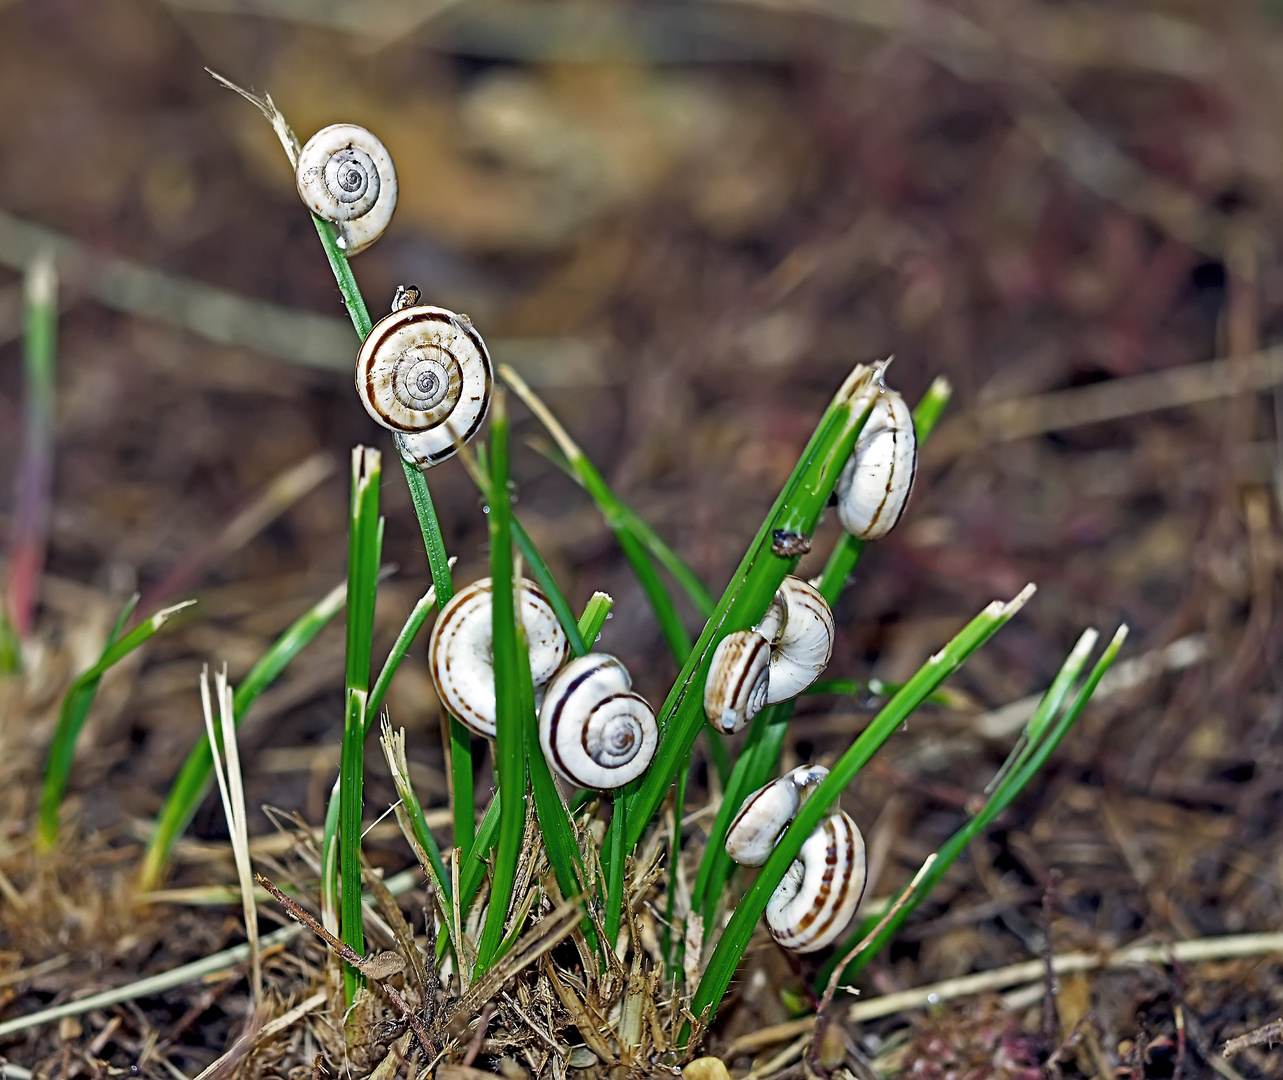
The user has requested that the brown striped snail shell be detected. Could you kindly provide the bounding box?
[755,576,835,705]
[702,576,835,734]
[357,305,493,468]
[835,386,917,540]
[703,629,770,735]
[766,809,867,953]
[538,653,657,790]
[428,577,569,737]
[296,124,397,256]
[725,765,829,867]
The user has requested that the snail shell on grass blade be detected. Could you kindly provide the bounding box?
[703,629,771,735]
[539,653,658,790]
[428,577,569,737]
[296,124,397,256]
[357,305,493,468]
[835,387,917,540]
[725,765,829,867]
[755,576,835,705]
[766,809,867,953]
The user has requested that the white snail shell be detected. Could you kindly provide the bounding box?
[703,629,770,735]
[428,577,569,737]
[703,577,835,733]
[357,305,493,467]
[725,765,829,867]
[296,124,397,256]
[766,809,867,953]
[755,577,835,705]
[539,653,658,790]
[835,387,917,540]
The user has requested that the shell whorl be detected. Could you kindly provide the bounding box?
[703,576,834,733]
[757,577,835,705]
[539,654,658,790]
[357,305,493,467]
[296,124,397,256]
[428,577,569,737]
[703,630,770,734]
[835,387,917,540]
[765,809,867,953]
[726,765,829,867]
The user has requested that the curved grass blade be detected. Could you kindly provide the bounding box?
[140,580,346,890]
[39,595,192,850]
[821,624,1128,989]
[688,584,1036,1031]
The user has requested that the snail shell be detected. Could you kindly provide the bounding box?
[755,576,835,705]
[835,387,917,540]
[539,653,658,790]
[428,577,569,737]
[726,765,829,867]
[766,809,867,953]
[703,629,770,735]
[296,124,397,256]
[357,305,493,468]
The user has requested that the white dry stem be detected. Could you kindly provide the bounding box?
[200,665,261,1005]
[206,70,301,169]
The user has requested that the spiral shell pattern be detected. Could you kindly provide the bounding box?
[428,577,569,737]
[755,577,835,705]
[296,124,397,256]
[766,809,867,953]
[357,305,492,467]
[726,765,829,867]
[835,387,917,540]
[539,653,657,790]
[703,629,770,734]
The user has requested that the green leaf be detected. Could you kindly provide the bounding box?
[40,595,191,850]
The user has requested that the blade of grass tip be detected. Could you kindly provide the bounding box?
[140,580,346,890]
[824,624,1128,989]
[4,253,57,658]
[321,778,341,936]
[340,446,383,1003]
[691,377,955,930]
[577,592,614,648]
[626,365,885,855]
[475,393,527,975]
[688,584,1036,1034]
[501,364,715,618]
[39,595,194,851]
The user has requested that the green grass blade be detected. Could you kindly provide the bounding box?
[823,625,1128,988]
[365,583,440,734]
[39,595,192,850]
[140,580,346,890]
[624,366,884,852]
[577,592,614,647]
[339,447,383,1002]
[4,254,58,665]
[474,395,527,974]
[514,516,587,656]
[501,365,715,618]
[689,584,1036,1030]
[603,790,627,948]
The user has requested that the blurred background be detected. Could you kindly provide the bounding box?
[1,0,1282,1074]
